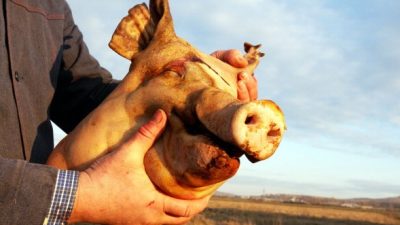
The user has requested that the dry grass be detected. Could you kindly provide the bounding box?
[189,214,255,225]
[187,197,400,225]
[75,197,400,225]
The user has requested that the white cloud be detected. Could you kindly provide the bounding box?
[390,115,400,127]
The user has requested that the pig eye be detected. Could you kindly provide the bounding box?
[164,70,184,79]
[174,71,185,79]
[165,59,187,79]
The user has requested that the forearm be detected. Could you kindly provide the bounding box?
[0,157,58,224]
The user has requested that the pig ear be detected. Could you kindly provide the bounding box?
[109,0,176,60]
[149,0,176,40]
[109,3,155,60]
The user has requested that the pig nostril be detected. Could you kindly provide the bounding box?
[267,129,281,137]
[267,122,281,137]
[245,115,256,125]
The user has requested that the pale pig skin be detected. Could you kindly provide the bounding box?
[47,0,285,199]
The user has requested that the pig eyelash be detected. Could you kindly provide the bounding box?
[188,56,231,87]
[200,61,231,87]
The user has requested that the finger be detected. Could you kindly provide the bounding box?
[158,214,192,225]
[238,72,258,101]
[245,76,258,101]
[162,195,210,218]
[211,49,248,68]
[237,80,250,102]
[122,109,167,158]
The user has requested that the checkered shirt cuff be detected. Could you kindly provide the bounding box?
[43,170,79,225]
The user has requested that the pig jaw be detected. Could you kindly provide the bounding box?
[143,136,235,200]
[142,111,241,200]
[164,115,241,186]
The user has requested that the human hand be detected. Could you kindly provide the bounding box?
[211,49,258,101]
[68,109,209,225]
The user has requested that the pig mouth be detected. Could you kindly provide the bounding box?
[164,112,243,188]
[185,123,244,159]
[181,125,243,187]
[173,105,245,161]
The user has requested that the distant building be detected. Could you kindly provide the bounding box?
[361,205,373,210]
[341,203,360,208]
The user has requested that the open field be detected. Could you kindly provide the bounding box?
[74,196,400,225]
[188,197,400,225]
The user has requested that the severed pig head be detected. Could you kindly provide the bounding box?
[47,0,286,200]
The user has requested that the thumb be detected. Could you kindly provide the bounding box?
[162,195,210,218]
[121,109,167,159]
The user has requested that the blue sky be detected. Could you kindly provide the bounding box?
[60,0,400,198]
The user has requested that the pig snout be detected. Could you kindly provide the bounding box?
[195,89,285,162]
[230,100,285,161]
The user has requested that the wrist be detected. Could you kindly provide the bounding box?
[68,171,93,223]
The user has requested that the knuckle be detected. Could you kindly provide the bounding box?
[163,197,167,213]
[138,123,157,140]
[237,87,246,96]
[230,49,241,56]
[211,50,223,58]
[184,206,192,217]
[238,93,250,102]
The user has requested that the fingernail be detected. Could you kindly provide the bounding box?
[153,109,163,123]
[240,72,248,80]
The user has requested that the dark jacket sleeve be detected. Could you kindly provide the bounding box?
[49,3,119,133]
[0,157,58,225]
